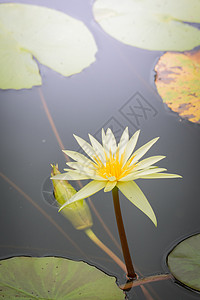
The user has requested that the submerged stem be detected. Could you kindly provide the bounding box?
[112,187,137,279]
[85,228,127,273]
[120,274,173,290]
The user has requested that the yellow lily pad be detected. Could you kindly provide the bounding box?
[0,3,97,90]
[155,50,200,124]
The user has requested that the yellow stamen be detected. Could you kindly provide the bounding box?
[94,149,136,181]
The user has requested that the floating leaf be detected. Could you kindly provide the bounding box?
[0,3,97,90]
[93,0,200,51]
[0,256,124,299]
[155,50,200,124]
[167,234,200,292]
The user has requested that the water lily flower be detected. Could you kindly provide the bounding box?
[51,127,182,226]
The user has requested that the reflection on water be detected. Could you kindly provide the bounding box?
[0,0,200,299]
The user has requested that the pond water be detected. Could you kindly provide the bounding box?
[0,0,200,299]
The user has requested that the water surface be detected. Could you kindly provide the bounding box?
[0,0,200,299]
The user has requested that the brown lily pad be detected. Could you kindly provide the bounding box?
[155,50,200,124]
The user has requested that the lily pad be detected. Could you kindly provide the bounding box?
[93,0,200,51]
[167,234,200,292]
[0,256,124,299]
[0,3,97,90]
[155,50,200,124]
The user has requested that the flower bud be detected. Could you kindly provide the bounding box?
[51,164,93,230]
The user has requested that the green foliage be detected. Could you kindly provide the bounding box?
[0,256,124,299]
[168,234,200,292]
[0,3,97,90]
[93,0,200,51]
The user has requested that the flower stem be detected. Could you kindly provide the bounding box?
[112,186,137,279]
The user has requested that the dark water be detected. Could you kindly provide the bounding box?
[0,0,200,299]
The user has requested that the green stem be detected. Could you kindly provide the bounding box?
[112,186,136,279]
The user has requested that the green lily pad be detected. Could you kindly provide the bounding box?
[0,256,124,299]
[167,234,200,292]
[0,3,97,90]
[93,0,200,51]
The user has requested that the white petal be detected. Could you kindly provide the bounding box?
[119,168,167,181]
[73,134,96,161]
[104,181,117,192]
[134,155,166,171]
[59,180,106,210]
[63,168,106,180]
[122,130,140,165]
[102,128,106,147]
[105,128,117,155]
[64,164,96,177]
[118,127,129,159]
[66,162,95,172]
[51,172,90,181]
[63,150,93,166]
[130,137,159,166]
[117,181,157,226]
[132,168,167,179]
[140,173,182,179]
[102,128,110,155]
[89,134,106,163]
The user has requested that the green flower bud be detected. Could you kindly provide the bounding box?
[51,164,93,230]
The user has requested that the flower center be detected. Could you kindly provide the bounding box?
[93,150,135,181]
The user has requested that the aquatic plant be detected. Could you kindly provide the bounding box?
[51,164,127,273]
[93,0,200,51]
[52,128,181,224]
[0,3,97,89]
[51,127,182,279]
